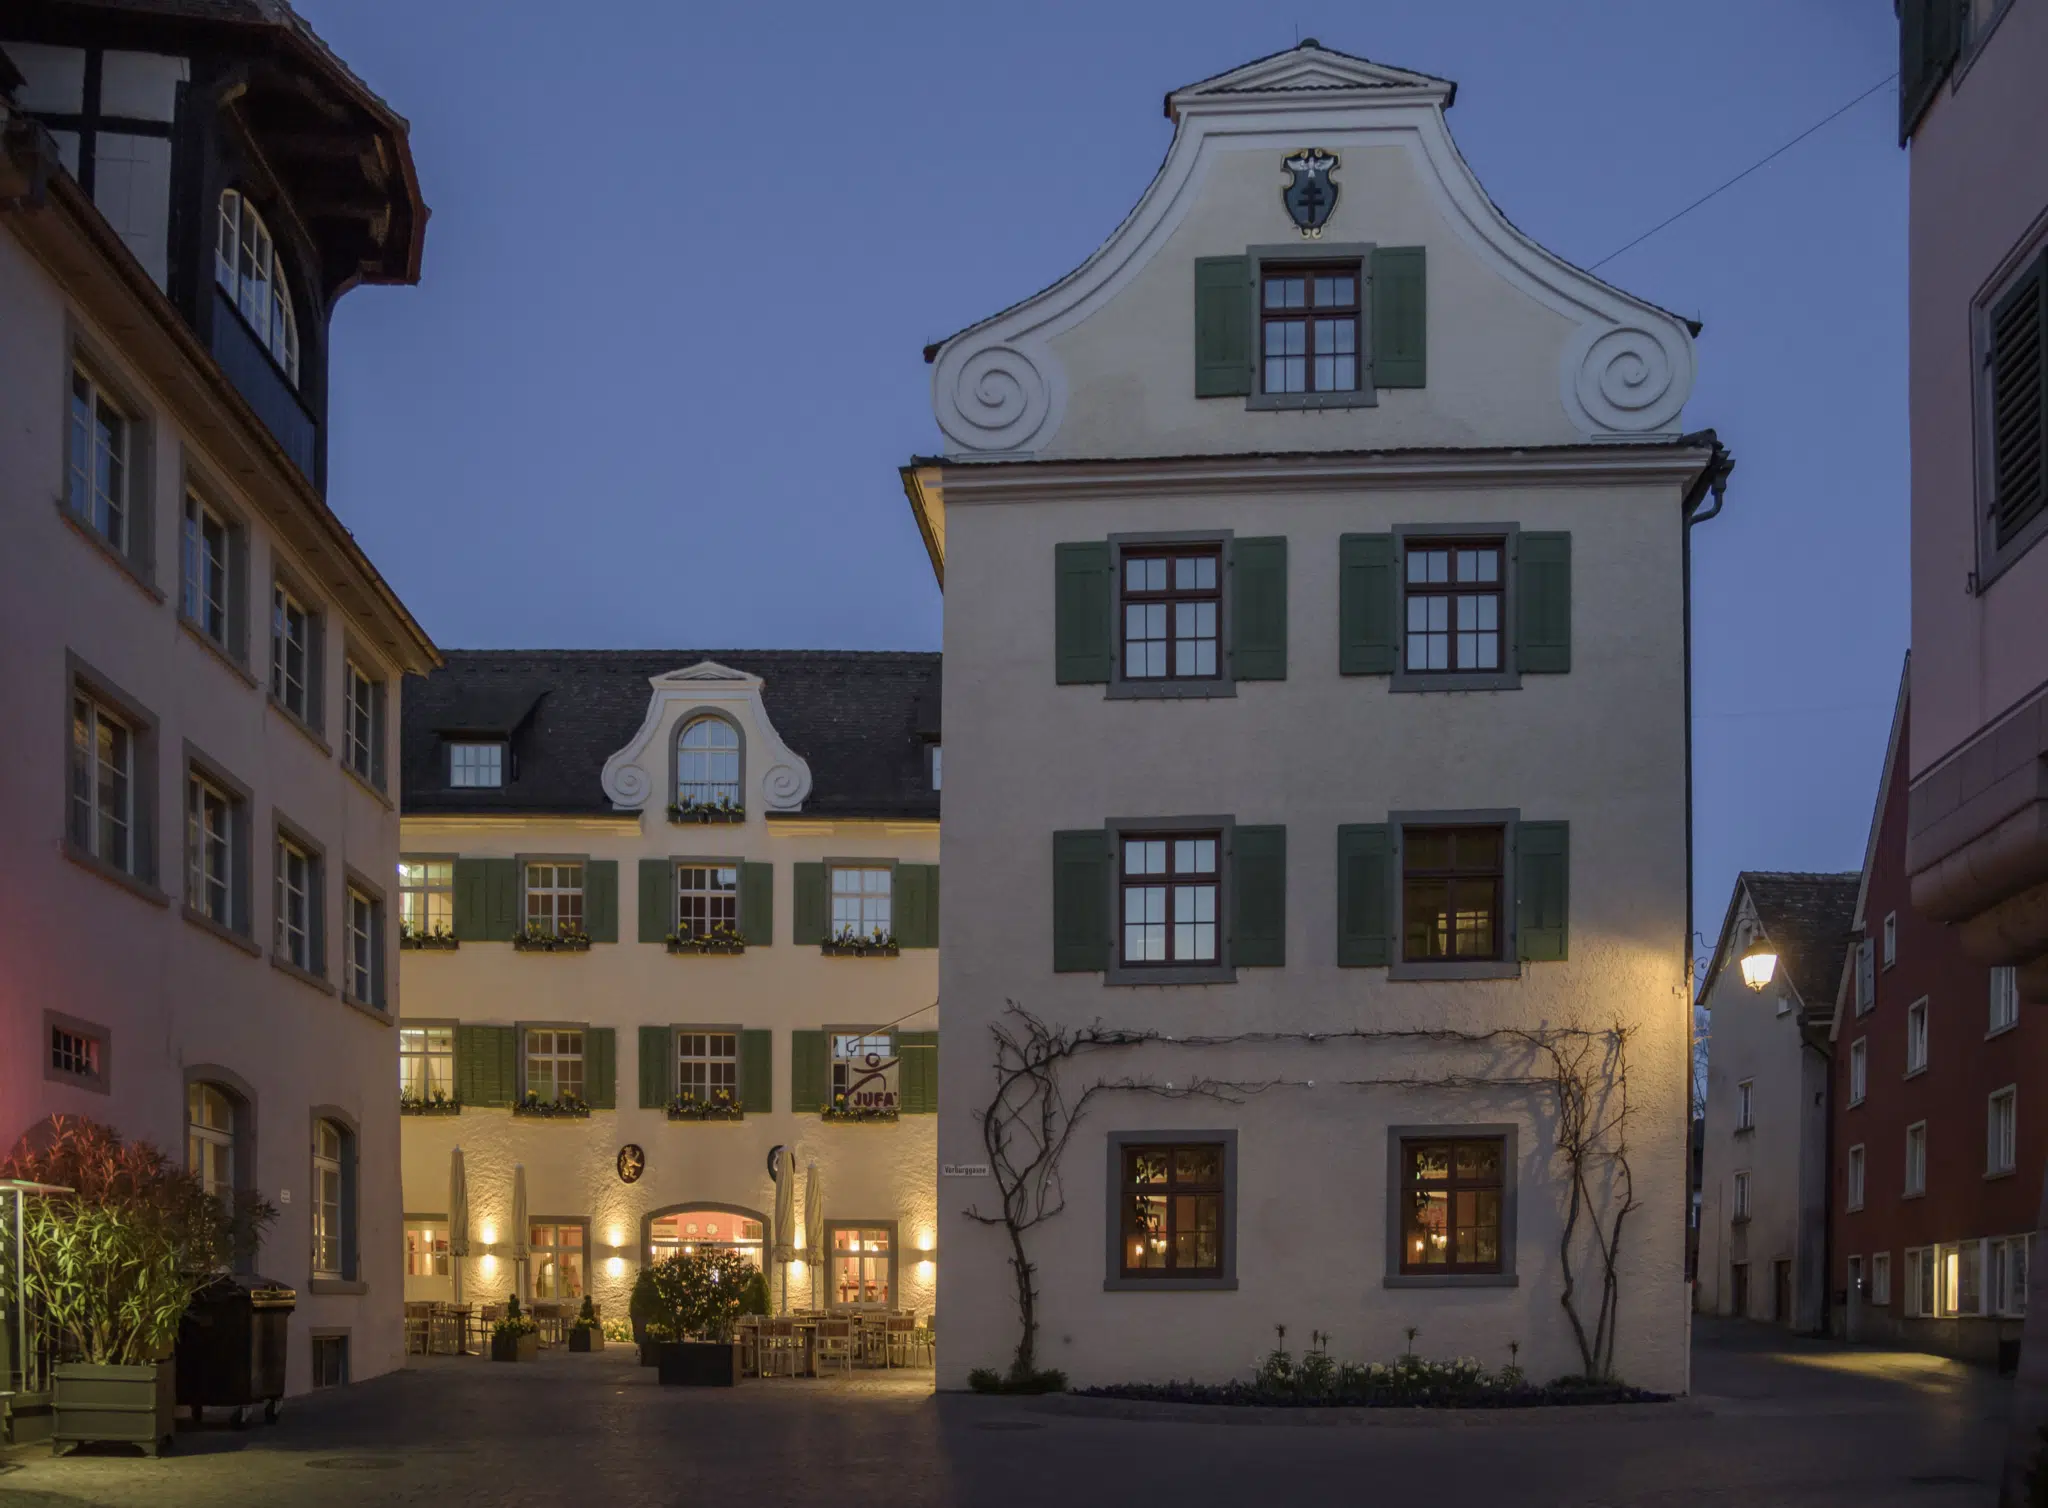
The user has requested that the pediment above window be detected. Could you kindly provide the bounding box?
[598,662,813,813]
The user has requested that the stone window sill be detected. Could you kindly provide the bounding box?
[63,842,169,907]
[184,903,261,956]
[271,953,335,995]
[308,1278,367,1297]
[1733,1124,1755,1136]
[180,616,257,687]
[1387,959,1521,982]
[1904,1066,1927,1081]
[344,763,393,810]
[1105,965,1237,987]
[1987,1021,2019,1041]
[55,497,163,603]
[341,993,392,1028]
[1391,670,1523,694]
[1106,680,1237,701]
[268,694,332,757]
[1986,1167,2016,1181]
[1383,1273,1518,1289]
[1102,1276,1238,1292]
[1246,389,1377,411]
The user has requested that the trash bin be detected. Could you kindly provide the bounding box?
[175,1274,295,1428]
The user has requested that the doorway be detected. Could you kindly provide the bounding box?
[1731,1261,1749,1318]
[1773,1260,1792,1325]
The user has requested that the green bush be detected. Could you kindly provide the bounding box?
[740,1268,770,1317]
[968,1365,1069,1394]
[639,1249,757,1343]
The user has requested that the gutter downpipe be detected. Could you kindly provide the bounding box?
[1680,430,1733,1389]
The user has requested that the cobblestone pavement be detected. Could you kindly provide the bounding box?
[0,1321,2012,1507]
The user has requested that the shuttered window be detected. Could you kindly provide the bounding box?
[1898,0,1960,142]
[1342,817,1567,974]
[1342,530,1570,686]
[1988,250,2047,554]
[1055,537,1287,690]
[1196,247,1426,402]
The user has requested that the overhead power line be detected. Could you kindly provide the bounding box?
[1590,72,1898,271]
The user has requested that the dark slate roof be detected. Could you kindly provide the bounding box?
[1741,872,1860,1008]
[401,651,941,821]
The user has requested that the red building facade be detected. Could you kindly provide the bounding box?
[1833,684,2042,1363]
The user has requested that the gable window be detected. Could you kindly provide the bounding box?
[1261,263,1359,394]
[70,693,134,873]
[1849,1038,1868,1106]
[677,863,739,941]
[830,865,893,942]
[525,862,584,936]
[270,584,313,723]
[312,1119,347,1279]
[181,495,234,648]
[1906,997,1930,1075]
[1992,967,2020,1033]
[275,834,315,970]
[67,369,130,553]
[1736,1080,1755,1131]
[215,190,300,384]
[344,886,380,1006]
[530,1222,586,1300]
[186,771,235,925]
[1732,1169,1751,1220]
[1847,1144,1866,1211]
[677,1031,739,1104]
[399,1025,455,1104]
[1120,833,1218,966]
[1119,1143,1226,1280]
[525,1028,585,1103]
[399,859,454,940]
[1990,1087,2018,1175]
[187,1082,236,1200]
[1120,546,1220,682]
[1400,1137,1504,1274]
[1404,541,1504,674]
[1905,1122,1927,1197]
[343,660,383,786]
[406,1219,450,1277]
[1402,825,1503,963]
[448,742,504,789]
[676,717,741,809]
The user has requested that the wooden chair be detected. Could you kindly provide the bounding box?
[910,1311,936,1367]
[758,1319,799,1378]
[403,1303,434,1355]
[813,1317,855,1377]
[884,1313,918,1368]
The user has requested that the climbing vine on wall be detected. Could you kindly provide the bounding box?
[964,1005,1639,1384]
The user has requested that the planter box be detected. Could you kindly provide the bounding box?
[639,1340,663,1368]
[400,1100,463,1117]
[513,934,592,953]
[511,1099,591,1119]
[490,1331,540,1363]
[399,935,460,951]
[666,939,746,955]
[821,941,900,958]
[657,1341,742,1387]
[568,1326,604,1353]
[667,809,745,825]
[51,1361,175,1457]
[821,1109,901,1124]
[667,1104,744,1122]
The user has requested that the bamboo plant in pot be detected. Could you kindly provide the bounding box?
[645,1249,756,1386]
[2,1115,275,1457]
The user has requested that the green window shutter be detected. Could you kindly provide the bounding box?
[742,862,774,945]
[638,1025,672,1109]
[1231,537,1288,681]
[1054,542,1114,685]
[458,1024,514,1106]
[1338,534,1397,675]
[1336,824,1393,968]
[1516,532,1572,675]
[1231,825,1286,967]
[897,1030,937,1113]
[1052,829,1111,973]
[1989,252,2047,548]
[740,1029,773,1113]
[1371,246,1427,388]
[894,864,939,948]
[1516,822,1570,963]
[483,858,520,941]
[1898,0,1960,141]
[453,859,488,941]
[790,1029,827,1114]
[638,859,671,943]
[585,1027,616,1108]
[1194,255,1254,398]
[585,861,618,943]
[793,863,828,945]
[499,1027,520,1101]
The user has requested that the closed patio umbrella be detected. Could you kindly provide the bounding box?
[771,1146,796,1312]
[510,1163,530,1303]
[449,1147,470,1307]
[804,1162,824,1310]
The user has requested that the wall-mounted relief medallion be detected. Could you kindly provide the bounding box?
[616,1144,645,1184]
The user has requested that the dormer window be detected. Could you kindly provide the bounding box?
[676,716,741,809]
[215,191,301,386]
[448,742,505,789]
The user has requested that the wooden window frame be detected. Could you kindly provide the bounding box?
[1905,997,1930,1077]
[1105,531,1237,700]
[447,741,506,789]
[1259,259,1362,395]
[675,714,744,810]
[1103,816,1237,986]
[1905,1121,1928,1198]
[1116,830,1222,971]
[528,1217,590,1302]
[822,1219,900,1310]
[1115,1141,1228,1280]
[1990,1085,2018,1176]
[1103,1131,1238,1291]
[675,1028,741,1104]
[1401,538,1507,674]
[1847,1143,1867,1211]
[43,1008,112,1096]
[399,856,456,940]
[399,1022,457,1104]
[1390,526,1523,693]
[1399,823,1507,967]
[1395,1133,1511,1278]
[521,1024,587,1104]
[676,861,741,942]
[1117,543,1223,686]
[404,1215,451,1278]
[342,657,383,789]
[523,858,586,937]
[1245,243,1377,411]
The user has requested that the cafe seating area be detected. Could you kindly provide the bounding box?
[402,1300,584,1355]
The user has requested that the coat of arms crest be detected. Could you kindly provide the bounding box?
[1282,148,1340,238]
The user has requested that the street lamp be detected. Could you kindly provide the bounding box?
[1739,935,1778,992]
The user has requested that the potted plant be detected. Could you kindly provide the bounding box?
[821,927,899,958]
[2,1115,275,1457]
[511,1092,591,1119]
[399,1087,462,1116]
[666,795,745,824]
[399,921,459,951]
[512,924,592,953]
[821,1094,900,1124]
[490,1294,540,1362]
[666,1089,744,1122]
[567,1295,603,1352]
[629,1265,664,1366]
[644,1249,754,1386]
[665,924,747,955]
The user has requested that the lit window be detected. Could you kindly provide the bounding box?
[676,1031,738,1105]
[1992,967,2020,1032]
[1260,263,1359,393]
[66,370,129,552]
[676,864,739,941]
[399,1026,455,1104]
[1905,1122,1927,1197]
[186,771,234,925]
[828,1225,894,1307]
[1120,834,1218,966]
[524,1028,584,1104]
[1402,826,1503,963]
[399,860,455,941]
[448,742,504,788]
[405,1219,450,1277]
[181,495,231,646]
[1121,1144,1226,1278]
[830,866,893,943]
[1936,1241,1983,1318]
[1120,548,1220,681]
[676,717,741,809]
[649,1210,762,1263]
[70,693,134,872]
[215,190,300,384]
[529,1223,585,1300]
[275,835,312,968]
[313,1120,345,1278]
[1990,1087,2018,1175]
[1404,542,1504,674]
[270,584,312,721]
[1906,998,1930,1074]
[187,1082,235,1200]
[524,862,584,937]
[1399,1138,1503,1274]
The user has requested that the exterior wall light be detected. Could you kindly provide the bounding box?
[1739,936,1778,992]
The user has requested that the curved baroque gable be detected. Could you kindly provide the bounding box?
[600,661,814,812]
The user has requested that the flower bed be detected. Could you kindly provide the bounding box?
[667,1093,744,1122]
[513,928,591,952]
[511,1093,591,1119]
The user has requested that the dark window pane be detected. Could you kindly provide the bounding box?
[1175,1146,1221,1183]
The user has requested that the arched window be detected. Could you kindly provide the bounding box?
[675,716,741,810]
[215,190,301,386]
[312,1119,348,1279]
[187,1082,236,1200]
[647,1204,764,1266]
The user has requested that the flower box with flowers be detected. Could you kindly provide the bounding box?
[400,924,460,951]
[821,930,899,958]
[666,1091,744,1122]
[511,1093,591,1119]
[666,798,745,825]
[512,926,591,953]
[666,926,747,955]
[400,1090,463,1117]
[820,1096,899,1124]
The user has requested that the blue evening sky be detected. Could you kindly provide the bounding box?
[304,0,1904,959]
